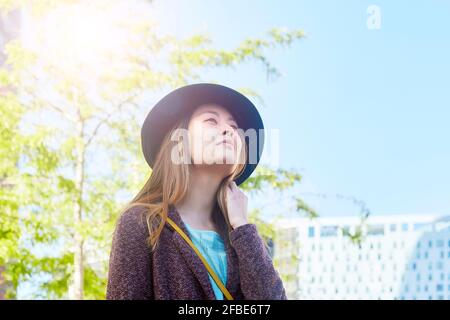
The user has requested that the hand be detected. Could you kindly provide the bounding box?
[225,181,248,229]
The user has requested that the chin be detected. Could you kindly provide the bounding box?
[214,155,237,165]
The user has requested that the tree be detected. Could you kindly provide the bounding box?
[0,0,311,299]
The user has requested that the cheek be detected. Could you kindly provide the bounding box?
[188,123,217,159]
[233,134,244,156]
[237,140,245,163]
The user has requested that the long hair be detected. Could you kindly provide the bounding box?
[119,111,248,251]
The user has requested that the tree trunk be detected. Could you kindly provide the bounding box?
[72,113,85,300]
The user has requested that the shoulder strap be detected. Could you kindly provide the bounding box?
[166,217,234,300]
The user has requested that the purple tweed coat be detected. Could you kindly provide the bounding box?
[106,205,287,300]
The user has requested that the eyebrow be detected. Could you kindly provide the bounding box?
[201,110,237,123]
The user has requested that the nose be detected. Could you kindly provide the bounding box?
[221,123,234,138]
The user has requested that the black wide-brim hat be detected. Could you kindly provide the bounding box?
[141,83,264,186]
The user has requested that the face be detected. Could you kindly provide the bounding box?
[187,104,244,172]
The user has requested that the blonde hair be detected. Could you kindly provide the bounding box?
[119,112,248,251]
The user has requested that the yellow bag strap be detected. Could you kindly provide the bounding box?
[166,217,234,300]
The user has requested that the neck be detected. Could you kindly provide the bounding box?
[175,166,225,228]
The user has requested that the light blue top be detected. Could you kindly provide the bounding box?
[184,222,228,300]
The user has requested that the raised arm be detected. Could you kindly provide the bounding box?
[229,223,288,300]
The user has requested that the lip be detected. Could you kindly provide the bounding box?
[216,139,234,148]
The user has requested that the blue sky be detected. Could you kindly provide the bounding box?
[149,0,450,218]
[14,0,450,299]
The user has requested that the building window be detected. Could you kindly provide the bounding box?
[402,223,408,232]
[320,225,338,237]
[308,226,315,238]
[436,284,443,292]
[342,225,350,236]
[390,224,396,232]
[414,223,426,231]
[437,239,444,248]
[428,240,432,248]
[367,224,384,236]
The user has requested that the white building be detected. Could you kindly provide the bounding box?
[273,214,450,300]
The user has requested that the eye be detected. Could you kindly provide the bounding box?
[230,124,238,130]
[205,117,217,124]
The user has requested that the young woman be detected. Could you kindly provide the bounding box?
[106,83,287,300]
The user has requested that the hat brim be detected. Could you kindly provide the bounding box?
[141,83,264,186]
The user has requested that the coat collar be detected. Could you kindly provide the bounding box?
[165,205,240,300]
